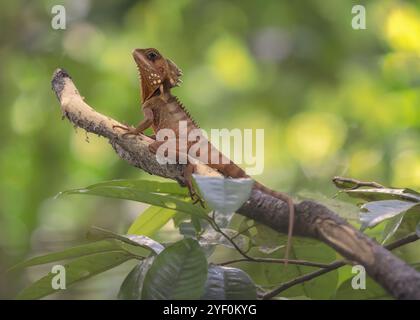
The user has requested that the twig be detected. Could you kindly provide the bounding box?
[386,233,420,250]
[231,222,256,240]
[207,213,256,262]
[262,232,420,299]
[332,176,385,190]
[220,257,330,268]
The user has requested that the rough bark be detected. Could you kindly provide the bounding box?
[52,68,420,299]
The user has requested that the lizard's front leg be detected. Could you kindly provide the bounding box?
[113,107,154,137]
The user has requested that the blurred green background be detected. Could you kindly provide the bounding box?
[0,0,419,299]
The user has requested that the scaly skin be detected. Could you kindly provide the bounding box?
[114,48,295,262]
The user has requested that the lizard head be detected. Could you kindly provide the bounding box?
[132,48,183,102]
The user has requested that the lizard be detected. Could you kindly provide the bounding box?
[114,48,296,261]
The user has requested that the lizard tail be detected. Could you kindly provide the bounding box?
[253,182,295,266]
[216,162,295,265]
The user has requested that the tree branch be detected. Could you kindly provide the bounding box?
[51,68,420,300]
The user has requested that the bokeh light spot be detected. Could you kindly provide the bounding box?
[392,151,420,188]
[386,6,420,54]
[208,36,256,89]
[286,112,347,165]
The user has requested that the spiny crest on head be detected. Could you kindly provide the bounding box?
[167,59,183,87]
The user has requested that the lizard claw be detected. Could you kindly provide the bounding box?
[113,124,140,137]
[190,192,205,208]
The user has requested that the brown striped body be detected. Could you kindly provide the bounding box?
[146,92,288,202]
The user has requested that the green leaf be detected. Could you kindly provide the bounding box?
[87,227,163,254]
[382,214,404,244]
[59,179,188,197]
[179,222,197,238]
[251,223,321,254]
[199,228,249,252]
[141,238,208,299]
[16,251,134,300]
[256,242,337,299]
[172,212,190,227]
[298,191,359,221]
[118,257,155,300]
[202,265,257,300]
[252,224,285,254]
[126,235,164,254]
[9,240,122,271]
[387,209,420,242]
[360,200,420,230]
[343,188,420,203]
[191,215,203,233]
[193,175,254,214]
[335,275,391,300]
[60,180,208,218]
[127,206,177,236]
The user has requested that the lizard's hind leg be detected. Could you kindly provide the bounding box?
[184,163,205,208]
[148,140,205,208]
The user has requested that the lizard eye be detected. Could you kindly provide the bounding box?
[147,51,158,60]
